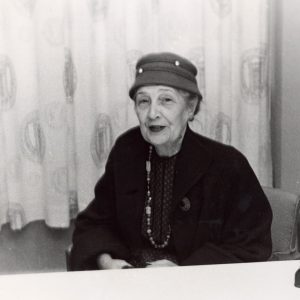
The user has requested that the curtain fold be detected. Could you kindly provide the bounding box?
[0,0,272,230]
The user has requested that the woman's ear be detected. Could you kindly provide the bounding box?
[187,97,198,120]
[133,98,138,113]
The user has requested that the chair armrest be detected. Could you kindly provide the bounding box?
[65,244,73,271]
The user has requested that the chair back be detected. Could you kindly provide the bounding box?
[263,187,300,260]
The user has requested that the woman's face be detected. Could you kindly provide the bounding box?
[134,85,195,155]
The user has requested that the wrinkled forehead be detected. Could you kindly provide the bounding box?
[135,85,178,95]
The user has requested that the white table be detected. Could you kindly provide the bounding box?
[0,260,299,300]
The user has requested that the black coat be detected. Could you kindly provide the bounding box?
[70,126,272,271]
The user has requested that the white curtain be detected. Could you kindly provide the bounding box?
[0,0,272,230]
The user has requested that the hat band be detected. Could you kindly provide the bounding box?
[137,63,196,82]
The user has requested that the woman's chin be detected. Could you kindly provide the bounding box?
[143,130,168,145]
[146,133,168,145]
[147,138,168,147]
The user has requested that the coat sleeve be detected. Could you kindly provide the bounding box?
[70,144,130,271]
[180,150,273,266]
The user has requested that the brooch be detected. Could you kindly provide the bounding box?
[180,197,191,212]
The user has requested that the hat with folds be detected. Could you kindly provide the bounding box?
[129,52,202,100]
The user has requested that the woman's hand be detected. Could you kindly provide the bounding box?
[97,253,133,269]
[146,259,178,268]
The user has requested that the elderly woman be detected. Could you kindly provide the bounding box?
[70,52,272,270]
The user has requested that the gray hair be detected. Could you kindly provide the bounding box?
[177,89,201,121]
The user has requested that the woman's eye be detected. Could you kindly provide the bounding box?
[136,98,150,106]
[161,96,173,103]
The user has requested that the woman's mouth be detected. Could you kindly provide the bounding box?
[148,125,166,133]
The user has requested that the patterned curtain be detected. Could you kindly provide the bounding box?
[0,0,272,230]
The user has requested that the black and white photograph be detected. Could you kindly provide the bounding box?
[0,0,299,299]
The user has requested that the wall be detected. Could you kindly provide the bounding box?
[271,0,300,194]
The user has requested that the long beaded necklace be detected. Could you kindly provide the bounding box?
[145,145,171,249]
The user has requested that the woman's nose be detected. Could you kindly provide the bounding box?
[148,103,160,119]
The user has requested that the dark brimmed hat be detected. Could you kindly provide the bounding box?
[129,52,202,100]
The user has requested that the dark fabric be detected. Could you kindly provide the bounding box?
[131,152,178,268]
[70,126,273,271]
[141,152,176,244]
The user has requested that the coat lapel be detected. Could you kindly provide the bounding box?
[172,126,213,210]
[117,128,148,231]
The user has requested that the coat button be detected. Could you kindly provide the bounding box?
[180,197,191,212]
